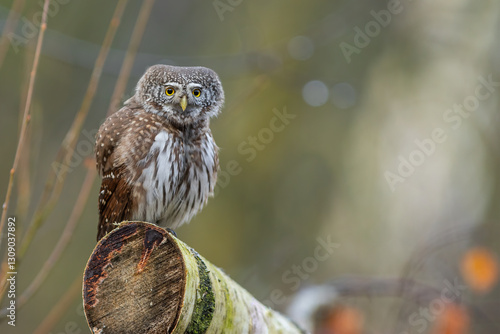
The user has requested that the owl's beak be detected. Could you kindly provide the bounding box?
[180,95,188,111]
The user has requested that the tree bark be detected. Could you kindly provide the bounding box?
[83,221,305,334]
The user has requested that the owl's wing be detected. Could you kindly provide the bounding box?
[95,110,135,241]
[97,166,133,240]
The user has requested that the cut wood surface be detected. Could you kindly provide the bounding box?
[83,221,305,334]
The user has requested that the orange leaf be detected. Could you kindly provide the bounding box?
[461,247,498,293]
[430,304,469,334]
[317,306,364,334]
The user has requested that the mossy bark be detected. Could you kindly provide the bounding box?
[83,221,305,334]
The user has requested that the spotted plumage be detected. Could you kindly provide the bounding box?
[95,64,224,240]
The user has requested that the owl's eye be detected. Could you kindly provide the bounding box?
[165,87,175,96]
[192,89,201,97]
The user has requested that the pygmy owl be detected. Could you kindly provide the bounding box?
[95,64,224,241]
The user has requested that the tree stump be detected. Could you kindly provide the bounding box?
[83,221,305,333]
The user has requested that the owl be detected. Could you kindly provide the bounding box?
[95,64,224,241]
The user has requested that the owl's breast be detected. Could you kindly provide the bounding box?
[131,128,218,228]
[134,130,183,205]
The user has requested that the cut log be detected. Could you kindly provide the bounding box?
[83,221,305,334]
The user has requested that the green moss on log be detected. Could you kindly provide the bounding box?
[185,249,215,333]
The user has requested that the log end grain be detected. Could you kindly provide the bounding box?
[83,222,185,334]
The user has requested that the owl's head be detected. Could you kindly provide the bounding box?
[134,64,224,126]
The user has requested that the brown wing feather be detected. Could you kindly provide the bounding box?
[97,167,133,240]
[95,108,135,241]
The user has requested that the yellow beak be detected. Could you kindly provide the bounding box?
[180,95,188,111]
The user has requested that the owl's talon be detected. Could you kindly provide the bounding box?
[166,228,177,238]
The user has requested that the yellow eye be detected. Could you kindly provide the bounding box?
[192,89,201,97]
[166,87,175,96]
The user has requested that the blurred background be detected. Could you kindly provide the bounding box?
[1,0,500,333]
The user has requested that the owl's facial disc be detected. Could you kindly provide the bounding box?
[136,64,224,126]
[163,82,202,115]
[155,82,206,125]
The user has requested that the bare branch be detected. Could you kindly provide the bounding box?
[107,0,156,116]
[33,275,82,334]
[18,0,129,259]
[0,0,50,252]
[0,169,96,318]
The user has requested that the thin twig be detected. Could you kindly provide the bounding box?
[107,0,156,116]
[32,275,82,334]
[329,276,441,305]
[0,0,128,306]
[398,226,472,294]
[0,168,96,318]
[0,0,50,251]
[0,0,155,315]
[0,0,26,69]
[18,0,129,259]
[15,41,36,225]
